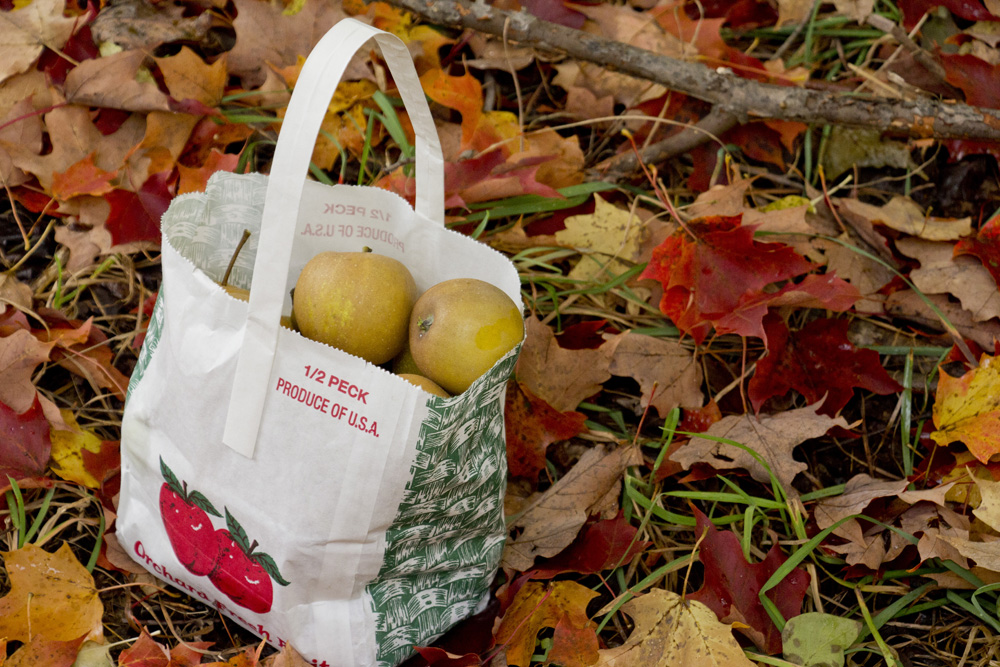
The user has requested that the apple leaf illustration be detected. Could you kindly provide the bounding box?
[224,507,290,587]
[160,457,221,517]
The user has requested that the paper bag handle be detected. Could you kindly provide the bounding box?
[222,19,445,457]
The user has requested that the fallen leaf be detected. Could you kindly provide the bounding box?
[177,149,240,195]
[105,170,174,247]
[954,211,1000,288]
[0,328,54,413]
[4,634,86,667]
[843,196,972,241]
[529,511,651,578]
[503,444,643,571]
[781,612,861,667]
[640,214,849,344]
[37,318,130,401]
[594,589,755,666]
[51,153,117,200]
[64,49,172,112]
[71,640,114,667]
[413,647,481,666]
[495,580,599,667]
[748,315,902,415]
[973,476,1000,532]
[259,644,313,667]
[670,402,850,500]
[941,53,1000,109]
[895,237,1000,322]
[0,542,103,642]
[603,331,704,418]
[0,0,79,86]
[814,474,910,540]
[555,195,649,281]
[885,289,1000,350]
[931,354,1000,464]
[688,508,811,654]
[515,317,612,413]
[0,394,50,482]
[505,381,587,481]
[155,47,227,108]
[49,409,118,488]
[115,628,170,666]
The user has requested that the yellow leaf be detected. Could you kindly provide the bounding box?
[50,410,105,488]
[595,589,755,667]
[931,355,1000,464]
[0,543,103,643]
[556,196,649,282]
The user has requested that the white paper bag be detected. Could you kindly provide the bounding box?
[116,19,521,667]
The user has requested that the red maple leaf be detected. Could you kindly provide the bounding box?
[105,171,175,246]
[529,511,650,578]
[688,507,811,654]
[941,53,1000,109]
[898,0,997,30]
[640,215,857,344]
[748,315,903,415]
[954,211,1000,287]
[505,381,587,480]
[0,395,52,482]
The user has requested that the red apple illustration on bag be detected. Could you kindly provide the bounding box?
[208,508,290,614]
[158,457,222,576]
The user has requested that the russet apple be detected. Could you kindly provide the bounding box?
[409,278,523,395]
[293,250,416,365]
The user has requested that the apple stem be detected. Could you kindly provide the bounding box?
[418,315,434,336]
[248,539,259,555]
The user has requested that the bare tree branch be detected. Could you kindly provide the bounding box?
[382,0,1000,142]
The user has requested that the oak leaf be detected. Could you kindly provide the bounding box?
[603,331,704,418]
[503,444,643,571]
[505,381,587,481]
[930,354,1000,464]
[688,508,810,654]
[594,589,754,667]
[0,328,55,413]
[954,211,1000,288]
[495,580,599,667]
[895,237,1000,322]
[0,542,103,642]
[748,315,902,415]
[670,402,850,500]
[515,316,612,413]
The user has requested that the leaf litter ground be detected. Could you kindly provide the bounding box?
[1,0,1000,666]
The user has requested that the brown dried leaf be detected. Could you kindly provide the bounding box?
[840,196,972,241]
[516,317,612,412]
[670,402,849,500]
[502,444,642,571]
[0,329,54,414]
[895,237,1000,322]
[64,50,172,112]
[603,331,703,418]
[885,289,1000,349]
[0,0,78,85]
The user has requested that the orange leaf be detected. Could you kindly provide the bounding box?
[50,152,117,200]
[178,149,241,195]
[421,69,484,151]
[495,581,599,667]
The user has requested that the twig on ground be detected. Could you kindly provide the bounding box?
[381,0,1000,141]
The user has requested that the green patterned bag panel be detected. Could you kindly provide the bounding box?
[126,287,166,403]
[367,352,517,667]
[161,172,268,289]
